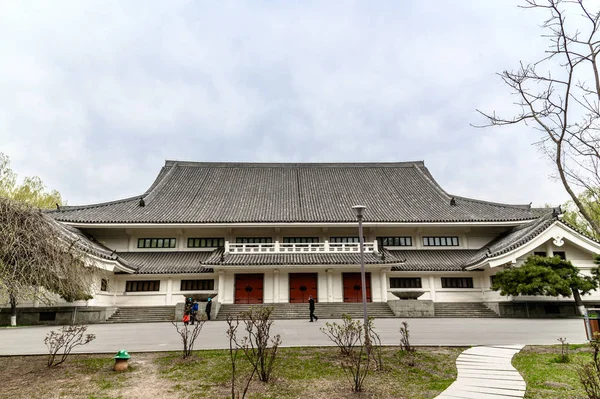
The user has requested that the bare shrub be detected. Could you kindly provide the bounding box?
[226,315,257,399]
[171,316,206,359]
[367,318,384,371]
[321,314,373,392]
[399,321,414,353]
[236,307,281,383]
[45,324,96,367]
[576,333,600,398]
[321,314,362,356]
[556,337,570,363]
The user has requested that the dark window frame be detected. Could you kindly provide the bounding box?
[235,237,273,244]
[423,236,459,247]
[533,251,547,257]
[377,236,413,247]
[125,280,161,292]
[137,238,176,249]
[330,237,363,243]
[180,279,215,291]
[187,238,225,248]
[100,278,108,292]
[390,277,422,289]
[441,277,474,289]
[283,237,320,244]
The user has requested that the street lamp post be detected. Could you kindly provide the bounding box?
[352,205,370,347]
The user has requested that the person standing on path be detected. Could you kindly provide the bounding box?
[190,300,199,325]
[205,297,212,320]
[308,295,318,322]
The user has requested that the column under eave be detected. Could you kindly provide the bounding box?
[218,270,225,304]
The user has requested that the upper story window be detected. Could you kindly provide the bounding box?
[100,279,108,292]
[390,277,422,289]
[283,237,319,244]
[181,279,215,291]
[188,238,224,248]
[137,238,176,249]
[236,237,273,244]
[377,237,412,247]
[126,280,160,292]
[534,251,546,257]
[441,277,473,289]
[423,236,459,247]
[330,237,361,243]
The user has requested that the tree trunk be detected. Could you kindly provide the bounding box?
[572,288,586,316]
[9,293,17,327]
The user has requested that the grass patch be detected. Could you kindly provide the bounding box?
[155,346,461,398]
[0,347,461,399]
[513,345,592,399]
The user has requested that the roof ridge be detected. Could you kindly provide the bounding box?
[452,195,534,210]
[164,160,426,168]
[47,195,142,213]
[142,162,178,206]
[413,164,452,201]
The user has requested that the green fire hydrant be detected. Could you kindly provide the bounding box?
[113,350,131,371]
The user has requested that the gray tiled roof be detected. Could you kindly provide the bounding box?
[50,161,544,224]
[201,248,403,266]
[464,214,557,267]
[389,250,479,271]
[116,252,215,274]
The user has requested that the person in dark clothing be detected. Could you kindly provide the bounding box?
[190,300,199,325]
[308,295,318,322]
[205,297,212,320]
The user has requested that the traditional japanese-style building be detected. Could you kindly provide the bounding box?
[37,160,600,320]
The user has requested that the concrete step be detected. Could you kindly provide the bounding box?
[216,303,395,320]
[434,302,498,318]
[107,306,176,323]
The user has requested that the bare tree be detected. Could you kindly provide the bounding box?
[45,324,96,367]
[226,315,257,399]
[0,198,99,325]
[171,317,206,359]
[478,0,600,237]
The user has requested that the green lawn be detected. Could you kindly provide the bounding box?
[513,344,592,399]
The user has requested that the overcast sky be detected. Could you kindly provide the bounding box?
[1,1,572,207]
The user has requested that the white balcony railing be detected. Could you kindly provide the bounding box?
[227,241,376,254]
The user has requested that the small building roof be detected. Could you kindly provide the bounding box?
[116,252,214,274]
[50,161,545,224]
[389,250,480,271]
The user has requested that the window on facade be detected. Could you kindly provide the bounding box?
[423,236,459,246]
[188,238,224,248]
[377,237,412,247]
[235,237,273,244]
[100,278,108,292]
[390,277,422,289]
[533,251,547,257]
[125,280,161,292]
[283,237,319,243]
[39,312,56,321]
[441,277,474,288]
[180,279,215,291]
[137,238,176,248]
[554,251,566,260]
[490,275,496,286]
[330,237,361,243]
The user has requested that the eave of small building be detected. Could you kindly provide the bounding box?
[63,220,535,229]
[465,221,600,270]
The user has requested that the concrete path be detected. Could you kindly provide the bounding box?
[0,318,585,356]
[436,345,525,399]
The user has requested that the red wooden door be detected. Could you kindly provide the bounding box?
[235,274,264,304]
[343,272,371,303]
[289,273,318,303]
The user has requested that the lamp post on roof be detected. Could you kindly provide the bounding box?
[352,205,370,349]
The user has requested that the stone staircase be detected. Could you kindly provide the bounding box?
[106,306,176,323]
[216,302,396,321]
[433,302,499,318]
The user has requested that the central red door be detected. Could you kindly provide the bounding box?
[343,272,372,303]
[289,273,318,303]
[235,274,264,304]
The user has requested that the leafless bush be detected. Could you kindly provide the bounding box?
[367,318,384,371]
[557,337,570,363]
[236,307,281,383]
[321,314,373,392]
[399,321,414,353]
[321,314,362,356]
[45,324,96,367]
[171,317,206,359]
[576,333,600,398]
[226,315,257,399]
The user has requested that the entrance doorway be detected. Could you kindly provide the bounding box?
[234,274,264,304]
[343,272,372,303]
[289,273,318,303]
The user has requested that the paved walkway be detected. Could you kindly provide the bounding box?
[436,345,525,399]
[0,318,585,355]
